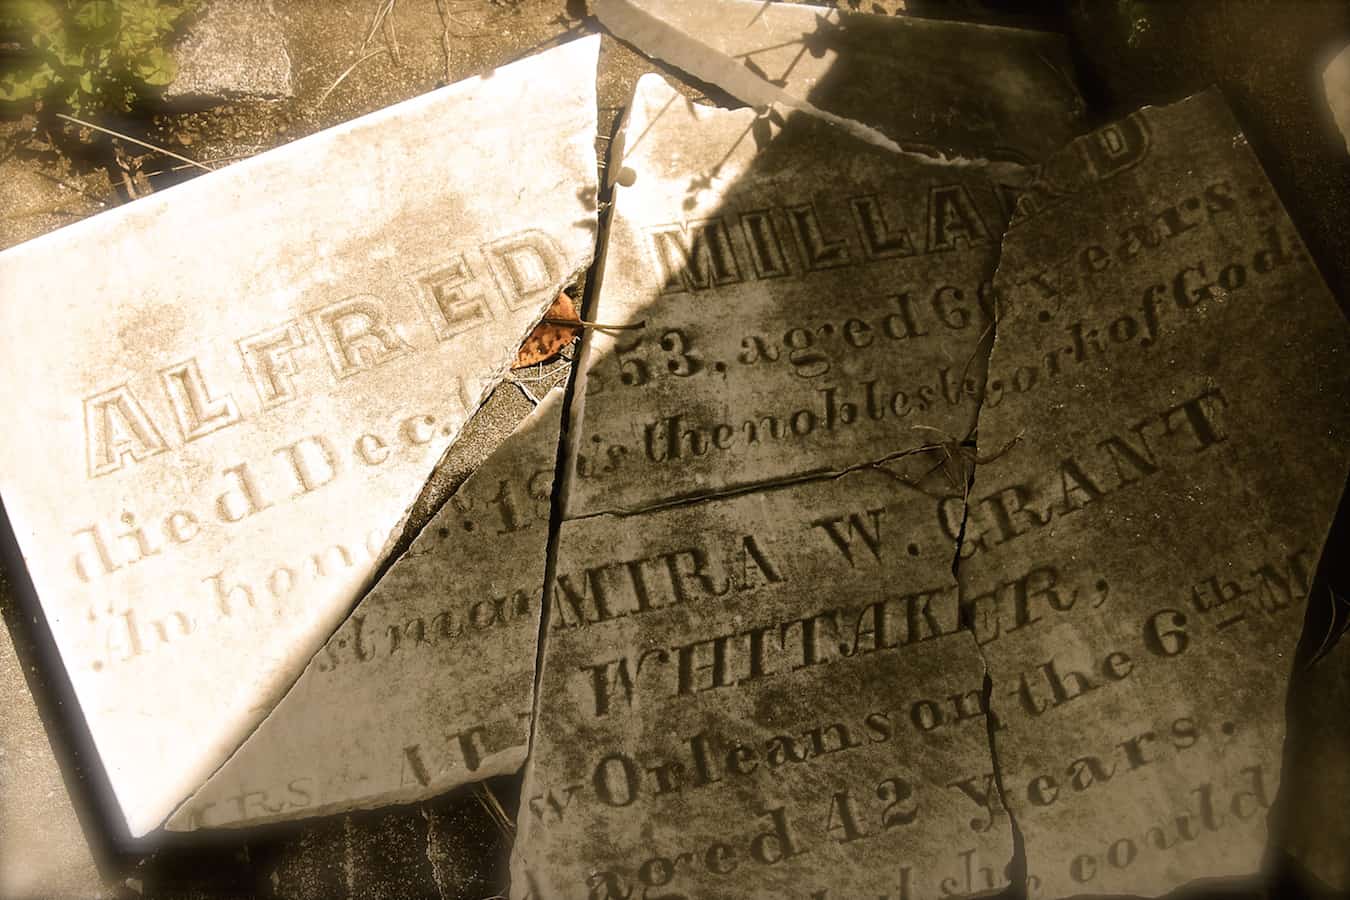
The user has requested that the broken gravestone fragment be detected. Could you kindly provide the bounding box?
[962,89,1350,896]
[166,388,565,830]
[0,621,107,899]
[165,0,294,101]
[0,34,599,837]
[567,73,1028,515]
[590,0,1084,160]
[516,23,1086,895]
[513,462,1012,899]
[566,7,1089,515]
[515,26,1085,885]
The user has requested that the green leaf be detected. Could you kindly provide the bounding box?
[72,0,115,30]
[5,0,194,112]
[51,38,84,68]
[149,6,175,30]
[0,73,34,103]
[11,0,62,36]
[132,46,176,85]
[0,61,56,103]
[27,4,68,53]
[117,0,160,42]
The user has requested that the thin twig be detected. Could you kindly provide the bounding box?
[360,0,396,51]
[542,317,646,332]
[510,366,564,386]
[116,159,141,200]
[383,6,401,65]
[316,47,387,109]
[360,0,402,65]
[138,150,266,177]
[433,0,454,83]
[474,783,515,840]
[508,378,540,406]
[867,425,1024,503]
[56,113,213,172]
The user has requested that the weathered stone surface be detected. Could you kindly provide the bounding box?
[591,0,1084,159]
[1324,43,1350,154]
[1066,1,1350,310]
[516,16,1086,894]
[0,34,598,837]
[514,463,1011,899]
[967,90,1350,895]
[564,6,1085,517]
[566,73,1020,515]
[168,387,565,830]
[0,621,108,899]
[166,0,294,101]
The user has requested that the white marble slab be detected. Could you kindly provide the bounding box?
[0,34,599,836]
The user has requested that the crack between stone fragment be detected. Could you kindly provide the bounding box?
[376,260,595,572]
[951,472,1030,899]
[958,464,1030,898]
[521,114,622,770]
[954,222,1028,899]
[950,398,1029,900]
[523,356,586,766]
[563,441,958,523]
[981,669,1027,900]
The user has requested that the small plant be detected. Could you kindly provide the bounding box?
[0,0,198,114]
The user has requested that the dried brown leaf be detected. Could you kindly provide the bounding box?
[513,292,581,368]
